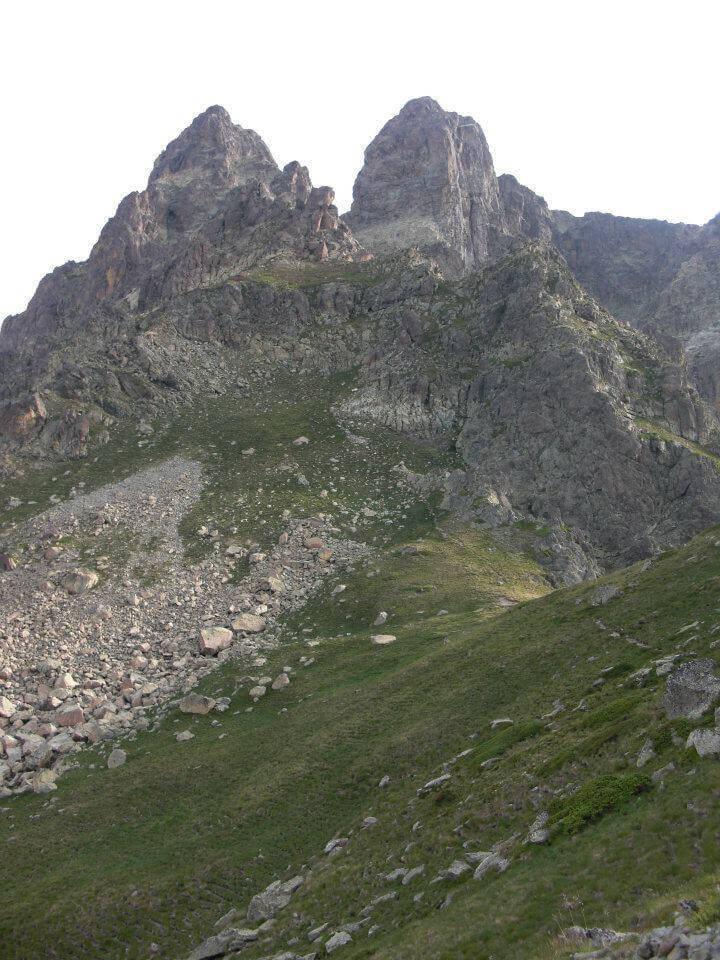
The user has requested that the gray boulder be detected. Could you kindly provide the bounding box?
[473,853,510,880]
[325,931,352,953]
[663,659,720,720]
[247,875,304,922]
[187,927,258,960]
[686,728,720,758]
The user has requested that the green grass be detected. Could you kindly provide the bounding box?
[246,260,382,289]
[0,368,457,563]
[635,417,720,468]
[3,514,720,958]
[4,376,720,960]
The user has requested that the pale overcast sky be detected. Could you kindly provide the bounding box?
[2,0,718,321]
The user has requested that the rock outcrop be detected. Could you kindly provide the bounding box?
[346,97,506,272]
[0,105,363,363]
[346,98,554,274]
[339,242,720,575]
[552,209,720,404]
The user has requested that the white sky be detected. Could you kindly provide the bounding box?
[2,0,718,321]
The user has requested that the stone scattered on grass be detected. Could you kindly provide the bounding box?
[590,584,623,606]
[361,891,398,916]
[31,769,57,794]
[417,773,451,796]
[324,837,349,854]
[402,865,425,885]
[525,812,550,844]
[490,718,513,730]
[246,875,304,922]
[187,927,258,960]
[107,748,127,769]
[436,860,470,881]
[179,694,216,715]
[325,931,352,952]
[371,634,396,646]
[686,728,720,757]
[473,853,509,880]
[636,739,656,768]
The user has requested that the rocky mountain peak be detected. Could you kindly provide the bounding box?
[347,96,505,273]
[148,104,277,189]
[346,97,552,273]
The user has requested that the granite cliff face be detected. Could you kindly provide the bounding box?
[2,98,720,579]
[0,105,361,360]
[346,97,551,274]
[552,209,720,403]
[339,244,720,577]
[550,211,701,325]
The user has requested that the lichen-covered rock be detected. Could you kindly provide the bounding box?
[663,659,720,720]
[686,727,720,757]
[246,875,304,922]
[63,569,99,595]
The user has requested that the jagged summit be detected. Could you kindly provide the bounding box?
[346,96,551,273]
[0,106,362,359]
[347,96,505,272]
[148,104,277,187]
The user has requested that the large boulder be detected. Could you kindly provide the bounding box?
[230,614,265,634]
[246,875,304,922]
[686,728,720,758]
[187,927,258,960]
[179,694,216,715]
[663,659,720,720]
[63,569,99,595]
[198,627,233,655]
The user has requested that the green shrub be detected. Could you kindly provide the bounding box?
[550,773,652,833]
[472,720,543,767]
[542,719,633,774]
[694,880,720,925]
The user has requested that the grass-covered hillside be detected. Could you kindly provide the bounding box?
[1,368,720,960]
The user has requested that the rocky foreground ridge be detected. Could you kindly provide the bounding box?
[1,96,720,580]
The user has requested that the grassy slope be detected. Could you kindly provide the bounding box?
[2,375,720,959]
